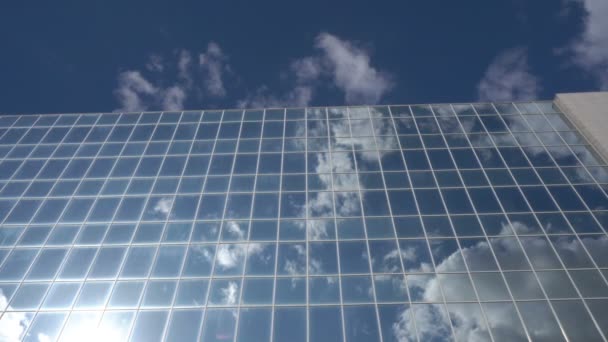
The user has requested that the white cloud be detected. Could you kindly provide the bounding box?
[114,71,158,112]
[239,32,394,108]
[177,50,193,85]
[564,0,608,88]
[316,33,394,104]
[220,281,239,305]
[388,227,608,341]
[37,333,51,342]
[0,290,30,342]
[215,244,247,270]
[200,42,229,97]
[282,244,306,275]
[477,48,540,102]
[162,85,187,111]
[224,221,246,241]
[291,56,323,82]
[114,42,231,112]
[215,243,262,271]
[152,197,173,219]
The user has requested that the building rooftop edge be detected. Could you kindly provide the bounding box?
[555,92,608,164]
[0,98,559,118]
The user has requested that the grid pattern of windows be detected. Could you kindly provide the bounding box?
[0,102,607,341]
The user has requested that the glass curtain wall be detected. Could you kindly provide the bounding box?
[0,101,607,341]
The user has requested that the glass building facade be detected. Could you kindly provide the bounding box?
[0,101,607,341]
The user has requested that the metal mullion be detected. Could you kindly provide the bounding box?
[229,109,255,342]
[194,109,238,342]
[364,107,419,342]
[387,107,456,341]
[323,108,348,342]
[347,107,399,342]
[160,113,204,342]
[172,119,205,250]
[264,109,288,342]
[470,103,592,341]
[506,104,608,341]
[304,109,310,342]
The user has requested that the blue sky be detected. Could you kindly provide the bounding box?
[0,0,606,114]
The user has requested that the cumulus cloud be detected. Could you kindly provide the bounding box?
[477,48,541,101]
[114,71,158,112]
[316,33,394,104]
[220,281,239,305]
[199,42,230,97]
[389,226,608,341]
[152,197,173,219]
[215,243,263,271]
[117,32,393,110]
[223,221,247,241]
[282,244,306,275]
[162,85,187,111]
[563,0,608,88]
[215,244,247,270]
[239,33,394,108]
[0,290,30,342]
[114,42,231,112]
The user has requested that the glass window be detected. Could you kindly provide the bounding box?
[130,311,170,342]
[42,282,81,310]
[273,307,306,342]
[107,281,144,308]
[343,305,381,342]
[174,280,208,307]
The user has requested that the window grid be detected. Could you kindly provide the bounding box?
[365,107,424,342]
[0,102,606,341]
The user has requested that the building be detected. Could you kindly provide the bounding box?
[0,92,607,341]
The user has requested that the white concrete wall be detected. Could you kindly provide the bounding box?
[555,92,608,164]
